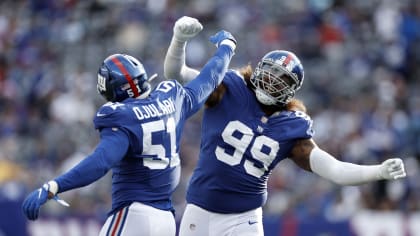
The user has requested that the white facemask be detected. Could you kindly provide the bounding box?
[255,88,277,105]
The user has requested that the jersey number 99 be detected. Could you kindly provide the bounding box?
[215,121,279,178]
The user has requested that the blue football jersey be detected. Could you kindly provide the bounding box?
[93,80,202,214]
[53,45,234,217]
[186,71,314,213]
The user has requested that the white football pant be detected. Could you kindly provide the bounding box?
[99,202,176,236]
[179,204,263,236]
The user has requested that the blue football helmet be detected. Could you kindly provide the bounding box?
[250,50,304,106]
[97,54,151,102]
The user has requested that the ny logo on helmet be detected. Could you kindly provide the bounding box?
[274,57,296,72]
[97,74,107,92]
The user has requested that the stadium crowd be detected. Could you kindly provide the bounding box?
[0,0,419,228]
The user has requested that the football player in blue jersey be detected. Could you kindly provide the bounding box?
[21,27,237,236]
[164,16,407,236]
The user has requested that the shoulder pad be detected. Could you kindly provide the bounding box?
[96,102,126,118]
[230,69,243,78]
[93,102,129,130]
[223,70,247,88]
[291,110,314,137]
[154,80,179,93]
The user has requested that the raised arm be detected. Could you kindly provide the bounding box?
[290,138,406,186]
[181,30,236,116]
[164,16,202,83]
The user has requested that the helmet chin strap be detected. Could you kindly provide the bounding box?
[148,73,158,82]
[255,89,277,106]
[136,74,158,99]
[137,83,151,99]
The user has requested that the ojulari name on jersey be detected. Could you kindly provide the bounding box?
[133,98,175,120]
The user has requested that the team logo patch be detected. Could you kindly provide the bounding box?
[98,74,107,92]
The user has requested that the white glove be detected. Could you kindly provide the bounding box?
[173,16,203,42]
[378,158,406,180]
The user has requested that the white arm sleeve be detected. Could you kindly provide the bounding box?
[164,37,200,83]
[309,147,382,185]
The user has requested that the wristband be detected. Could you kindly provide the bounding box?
[47,180,59,195]
[220,39,236,51]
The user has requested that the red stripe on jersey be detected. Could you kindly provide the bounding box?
[283,54,292,67]
[110,209,124,236]
[111,57,140,97]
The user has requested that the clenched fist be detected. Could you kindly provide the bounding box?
[379,158,406,180]
[173,16,203,42]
